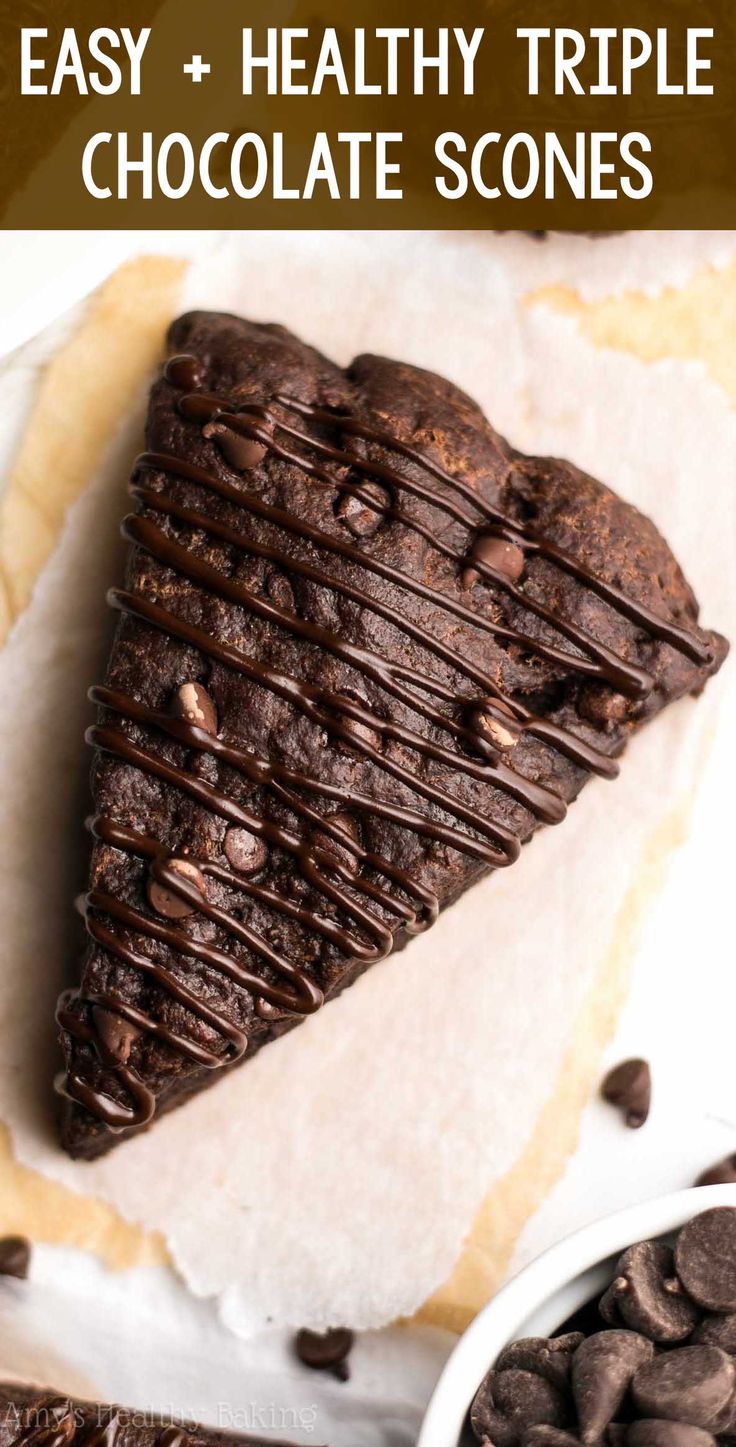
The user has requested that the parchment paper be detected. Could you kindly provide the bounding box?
[0,230,733,1336]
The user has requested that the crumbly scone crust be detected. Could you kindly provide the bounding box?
[57,312,727,1159]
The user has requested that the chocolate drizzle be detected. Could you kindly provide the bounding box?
[12,1403,184,1447]
[57,351,710,1135]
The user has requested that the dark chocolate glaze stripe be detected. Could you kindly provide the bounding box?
[181,396,656,698]
[58,355,707,1134]
[129,477,606,801]
[276,393,711,667]
[122,509,564,835]
[133,453,619,780]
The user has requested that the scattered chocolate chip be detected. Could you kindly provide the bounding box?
[497,1335,584,1393]
[627,1424,716,1446]
[676,1210,736,1313]
[472,1370,568,1446]
[223,827,267,876]
[600,1243,699,1343]
[311,813,361,877]
[462,533,526,589]
[572,1331,653,1443]
[147,857,207,919]
[294,1327,354,1381]
[601,1059,652,1129]
[164,354,202,390]
[170,682,218,736]
[335,481,389,538]
[203,421,268,471]
[632,1346,735,1429]
[92,1006,139,1066]
[696,1155,736,1188]
[693,1313,736,1354]
[0,1236,31,1280]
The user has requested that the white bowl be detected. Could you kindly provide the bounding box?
[418,1184,736,1447]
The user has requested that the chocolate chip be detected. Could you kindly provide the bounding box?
[696,1155,736,1188]
[472,1370,568,1446]
[178,393,215,425]
[203,421,268,471]
[600,1243,699,1343]
[572,1331,654,1443]
[632,1346,735,1428]
[335,481,389,537]
[676,1210,736,1313]
[0,1235,31,1280]
[522,1430,580,1446]
[693,1313,736,1354]
[311,813,361,877]
[294,1327,354,1381]
[256,997,289,1023]
[462,533,526,589]
[497,1335,584,1392]
[92,1006,139,1065]
[223,827,267,876]
[170,682,218,736]
[147,857,207,919]
[334,694,382,753]
[627,1424,716,1446]
[468,698,521,753]
[606,1428,628,1446]
[164,353,202,390]
[709,1387,736,1434]
[601,1059,652,1129]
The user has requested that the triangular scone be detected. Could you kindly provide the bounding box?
[0,1381,313,1447]
[57,313,727,1158]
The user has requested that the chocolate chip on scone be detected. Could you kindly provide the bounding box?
[56,313,727,1158]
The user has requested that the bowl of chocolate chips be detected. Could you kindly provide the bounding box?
[419,1185,736,1447]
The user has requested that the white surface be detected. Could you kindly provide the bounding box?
[3,229,736,359]
[0,232,218,358]
[0,1242,452,1446]
[509,681,736,1279]
[0,230,734,1358]
[419,1185,736,1447]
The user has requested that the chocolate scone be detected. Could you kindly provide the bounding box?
[56,312,727,1159]
[0,1383,314,1447]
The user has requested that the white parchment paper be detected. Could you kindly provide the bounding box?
[0,230,733,1336]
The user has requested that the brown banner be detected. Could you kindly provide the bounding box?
[1,0,734,228]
